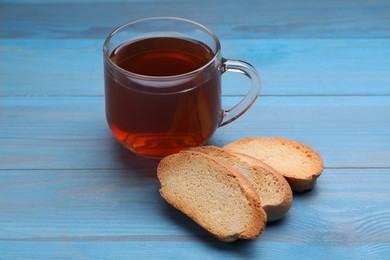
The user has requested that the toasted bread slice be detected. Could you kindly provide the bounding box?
[190,146,292,221]
[233,153,293,221]
[157,151,266,242]
[224,137,324,192]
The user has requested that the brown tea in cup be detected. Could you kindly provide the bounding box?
[104,17,260,158]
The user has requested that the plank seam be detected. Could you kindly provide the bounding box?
[0,167,389,171]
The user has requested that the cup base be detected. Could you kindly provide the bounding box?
[111,125,207,158]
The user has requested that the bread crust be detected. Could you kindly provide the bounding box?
[190,146,293,222]
[224,137,324,192]
[234,153,293,221]
[157,151,266,242]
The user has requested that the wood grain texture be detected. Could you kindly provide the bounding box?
[1,0,390,258]
[1,0,390,39]
[0,168,389,259]
[1,96,389,170]
[2,39,390,96]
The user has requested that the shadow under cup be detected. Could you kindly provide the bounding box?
[103,17,260,158]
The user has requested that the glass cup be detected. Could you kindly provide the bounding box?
[103,17,261,158]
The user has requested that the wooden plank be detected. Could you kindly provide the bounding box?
[0,241,389,259]
[0,168,389,259]
[1,1,390,39]
[2,39,390,96]
[1,96,389,169]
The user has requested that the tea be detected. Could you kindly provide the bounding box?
[110,37,214,76]
[105,37,222,157]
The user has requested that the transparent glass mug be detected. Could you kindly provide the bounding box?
[103,17,260,158]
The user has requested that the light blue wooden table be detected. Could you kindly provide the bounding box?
[1,0,390,259]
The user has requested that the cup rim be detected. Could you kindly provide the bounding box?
[103,16,221,81]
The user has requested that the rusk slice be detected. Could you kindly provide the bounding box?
[157,151,266,242]
[224,137,324,192]
[190,146,292,222]
[234,153,293,221]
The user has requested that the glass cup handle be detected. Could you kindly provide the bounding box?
[219,59,261,127]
